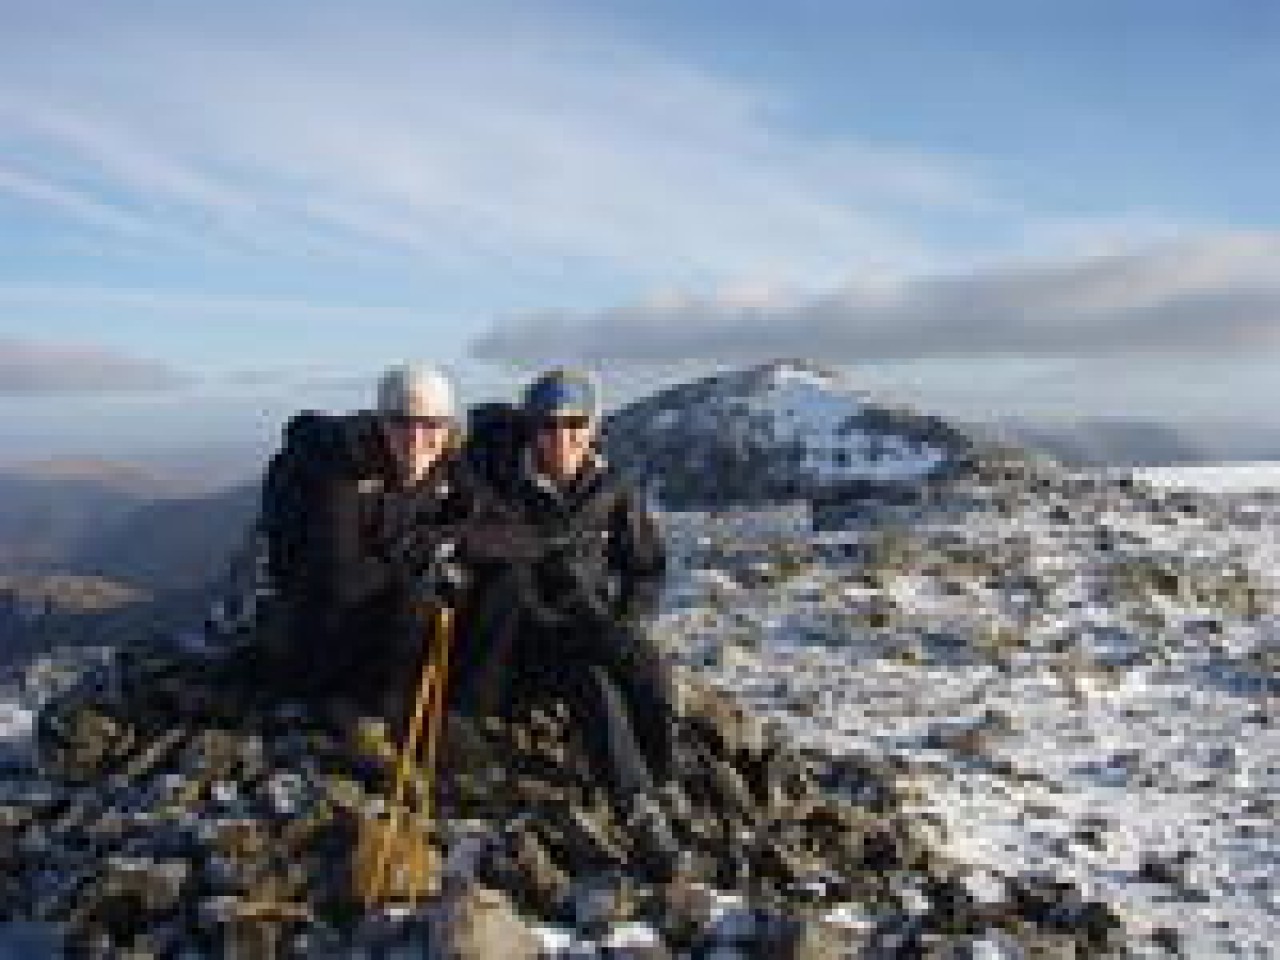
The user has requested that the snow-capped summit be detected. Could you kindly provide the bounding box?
[604,360,975,509]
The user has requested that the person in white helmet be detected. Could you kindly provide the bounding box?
[375,364,459,487]
[263,363,478,728]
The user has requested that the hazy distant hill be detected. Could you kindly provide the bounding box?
[72,483,260,594]
[116,441,268,496]
[0,457,261,664]
[0,462,164,572]
[0,574,210,668]
[0,480,259,667]
[0,441,264,569]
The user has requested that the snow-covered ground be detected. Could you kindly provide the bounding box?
[690,651,1279,958]
[740,363,948,484]
[1134,462,1280,494]
[660,469,1280,959]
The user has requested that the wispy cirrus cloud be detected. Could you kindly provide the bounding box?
[0,336,191,394]
[0,283,426,326]
[0,164,158,238]
[0,99,253,217]
[0,5,1171,288]
[472,231,1280,366]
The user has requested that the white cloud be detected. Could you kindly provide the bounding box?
[471,232,1280,365]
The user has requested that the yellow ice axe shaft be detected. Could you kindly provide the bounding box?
[364,603,453,908]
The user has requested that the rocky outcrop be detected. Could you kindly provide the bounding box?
[0,639,1125,957]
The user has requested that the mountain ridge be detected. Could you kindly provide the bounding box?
[604,360,978,510]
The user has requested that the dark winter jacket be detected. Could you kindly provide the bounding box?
[501,449,666,634]
[284,433,481,702]
[453,448,673,784]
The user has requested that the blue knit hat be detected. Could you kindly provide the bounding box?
[522,368,601,421]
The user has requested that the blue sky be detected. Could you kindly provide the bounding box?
[1,0,1278,458]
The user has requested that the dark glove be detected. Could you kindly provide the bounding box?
[385,526,448,575]
[410,557,469,607]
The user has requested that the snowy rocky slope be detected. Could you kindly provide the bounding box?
[657,442,1280,958]
[604,360,975,510]
[1134,462,1280,495]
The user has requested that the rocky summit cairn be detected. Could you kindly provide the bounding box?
[0,635,1126,958]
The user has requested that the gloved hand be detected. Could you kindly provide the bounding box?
[385,526,441,574]
[407,561,469,608]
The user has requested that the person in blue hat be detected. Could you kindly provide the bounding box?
[458,367,679,877]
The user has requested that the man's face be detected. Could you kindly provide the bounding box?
[386,416,452,472]
[533,414,596,481]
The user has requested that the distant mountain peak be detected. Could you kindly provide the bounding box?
[604,362,974,510]
[753,358,842,384]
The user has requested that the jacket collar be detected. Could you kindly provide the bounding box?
[521,446,607,508]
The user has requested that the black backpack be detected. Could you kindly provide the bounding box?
[260,411,382,589]
[464,402,529,491]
